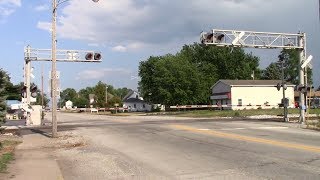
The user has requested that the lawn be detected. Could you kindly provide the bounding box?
[172,108,320,118]
[0,140,21,173]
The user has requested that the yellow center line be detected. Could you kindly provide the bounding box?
[170,124,320,153]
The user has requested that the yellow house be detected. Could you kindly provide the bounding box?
[210,80,295,110]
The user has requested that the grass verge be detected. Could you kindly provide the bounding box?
[0,140,21,173]
[170,108,320,118]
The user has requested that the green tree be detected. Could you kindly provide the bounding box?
[94,81,107,108]
[5,83,20,101]
[35,92,50,107]
[0,69,10,123]
[73,97,88,108]
[277,49,312,85]
[262,62,281,80]
[59,88,77,107]
[113,87,131,100]
[78,87,94,100]
[108,96,123,107]
[139,43,261,106]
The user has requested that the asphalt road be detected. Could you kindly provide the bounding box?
[43,113,320,180]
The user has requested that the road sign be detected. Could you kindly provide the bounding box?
[30,67,35,79]
[49,71,60,79]
[301,55,313,69]
[232,31,245,45]
[67,51,79,60]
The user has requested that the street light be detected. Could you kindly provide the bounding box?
[51,0,99,138]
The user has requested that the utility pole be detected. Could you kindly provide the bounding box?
[279,56,288,122]
[298,32,306,124]
[25,46,32,124]
[41,65,44,108]
[51,0,58,138]
[105,85,108,108]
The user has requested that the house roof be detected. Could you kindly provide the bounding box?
[123,98,146,103]
[219,80,295,86]
[122,90,135,101]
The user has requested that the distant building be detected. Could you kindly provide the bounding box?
[294,90,320,108]
[210,80,295,110]
[122,90,152,112]
[65,100,73,110]
[6,100,21,109]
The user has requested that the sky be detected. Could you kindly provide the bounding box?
[0,0,319,93]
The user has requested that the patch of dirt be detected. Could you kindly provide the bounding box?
[48,132,88,150]
[0,127,20,136]
[0,135,22,156]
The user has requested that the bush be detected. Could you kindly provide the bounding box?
[234,111,240,117]
[152,106,161,112]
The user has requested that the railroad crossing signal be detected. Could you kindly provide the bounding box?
[200,28,308,124]
[30,85,38,98]
[200,32,225,44]
[276,83,287,91]
[21,86,27,98]
[85,52,102,61]
[24,46,103,62]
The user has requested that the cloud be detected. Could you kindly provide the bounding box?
[34,4,49,12]
[88,43,99,47]
[31,0,320,88]
[37,21,51,32]
[76,68,131,80]
[0,0,21,6]
[36,0,302,52]
[0,0,21,22]
[112,45,127,52]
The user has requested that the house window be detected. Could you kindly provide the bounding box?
[238,99,242,106]
[143,104,145,108]
[134,104,136,108]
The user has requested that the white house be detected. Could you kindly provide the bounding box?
[210,80,295,110]
[65,100,73,110]
[122,91,152,112]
